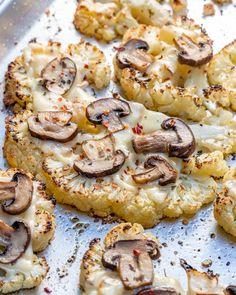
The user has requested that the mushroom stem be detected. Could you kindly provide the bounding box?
[133,130,178,154]
[118,252,153,290]
[0,182,16,201]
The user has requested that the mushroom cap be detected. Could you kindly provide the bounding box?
[102,239,160,290]
[116,39,154,72]
[41,57,77,95]
[136,287,178,295]
[74,150,126,178]
[225,286,236,295]
[86,98,131,133]
[0,220,30,264]
[28,111,78,143]
[132,156,177,186]
[102,239,160,269]
[174,34,213,67]
[1,172,33,215]
[161,118,196,158]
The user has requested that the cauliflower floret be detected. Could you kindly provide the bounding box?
[4,40,111,112]
[80,223,184,295]
[182,151,229,178]
[207,40,236,111]
[214,168,236,237]
[115,22,236,125]
[74,0,171,42]
[0,169,55,293]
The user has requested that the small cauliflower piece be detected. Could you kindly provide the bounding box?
[214,168,236,237]
[169,0,187,15]
[207,40,236,111]
[80,223,185,295]
[4,40,111,112]
[181,259,225,295]
[182,151,229,178]
[0,169,55,294]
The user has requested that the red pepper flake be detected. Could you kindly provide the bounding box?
[93,184,101,190]
[84,64,89,69]
[60,105,68,111]
[80,154,85,160]
[44,287,52,294]
[112,182,118,189]
[58,97,62,102]
[102,120,109,128]
[133,249,141,256]
[132,123,143,135]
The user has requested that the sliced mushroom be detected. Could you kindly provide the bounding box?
[116,39,154,72]
[132,156,177,185]
[133,118,195,158]
[0,220,30,264]
[74,150,125,178]
[28,111,78,142]
[74,135,126,178]
[86,98,131,133]
[174,34,213,67]
[161,118,195,158]
[136,287,178,295]
[225,286,236,295]
[0,172,33,215]
[41,57,77,94]
[102,239,160,290]
[82,135,115,161]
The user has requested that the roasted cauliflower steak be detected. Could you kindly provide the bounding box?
[0,168,55,294]
[4,40,111,113]
[214,168,236,237]
[80,223,226,295]
[114,19,236,127]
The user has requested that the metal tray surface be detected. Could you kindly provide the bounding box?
[0,0,236,294]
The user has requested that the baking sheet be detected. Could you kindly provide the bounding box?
[0,0,236,294]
